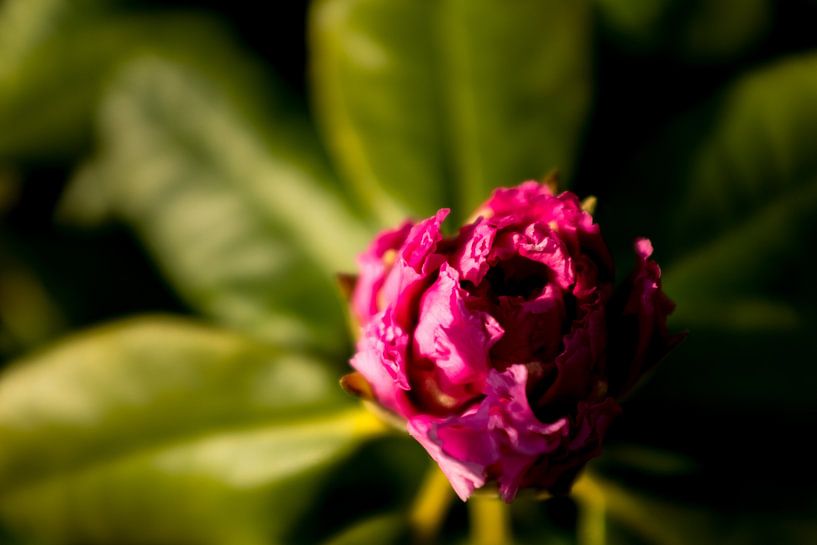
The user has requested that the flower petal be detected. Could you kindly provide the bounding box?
[352,221,413,324]
[414,265,503,388]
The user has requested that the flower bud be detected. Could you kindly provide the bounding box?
[347,182,682,501]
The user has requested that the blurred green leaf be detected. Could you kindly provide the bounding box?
[595,0,673,49]
[596,0,770,61]
[321,514,407,545]
[617,53,817,410]
[574,472,817,545]
[0,316,385,545]
[310,0,592,222]
[62,57,370,353]
[0,260,66,356]
[595,445,696,477]
[667,53,817,257]
[0,0,105,81]
[0,9,308,161]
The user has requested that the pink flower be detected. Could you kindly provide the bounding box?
[347,181,682,501]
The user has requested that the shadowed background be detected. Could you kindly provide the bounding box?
[1,1,816,544]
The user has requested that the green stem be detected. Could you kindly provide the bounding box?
[409,464,456,545]
[573,472,607,545]
[468,492,512,545]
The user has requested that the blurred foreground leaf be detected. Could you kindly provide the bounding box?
[63,58,370,353]
[310,0,592,222]
[0,316,385,545]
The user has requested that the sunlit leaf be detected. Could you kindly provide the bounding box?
[310,0,592,222]
[62,58,370,353]
[0,0,104,80]
[0,316,385,545]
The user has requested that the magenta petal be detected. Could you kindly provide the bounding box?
[402,208,450,273]
[413,264,503,387]
[538,301,606,408]
[453,219,497,284]
[424,365,569,501]
[517,222,574,289]
[351,221,413,324]
[607,238,682,397]
[490,284,565,364]
[378,209,450,322]
[481,181,554,219]
[408,415,487,501]
[483,365,569,501]
[350,309,411,415]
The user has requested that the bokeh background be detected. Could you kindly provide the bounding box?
[2,1,817,544]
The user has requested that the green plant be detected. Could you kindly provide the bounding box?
[1,1,815,543]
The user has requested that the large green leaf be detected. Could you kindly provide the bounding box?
[62,57,370,353]
[310,0,592,222]
[0,316,385,545]
[660,53,817,342]
[593,53,817,411]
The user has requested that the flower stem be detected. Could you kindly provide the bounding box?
[572,472,607,545]
[468,492,512,545]
[409,464,455,544]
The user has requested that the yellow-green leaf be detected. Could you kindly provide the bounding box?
[310,0,592,222]
[0,316,385,545]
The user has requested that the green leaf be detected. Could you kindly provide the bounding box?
[0,316,385,545]
[662,53,817,323]
[0,257,66,358]
[62,57,370,353]
[596,0,770,61]
[321,514,407,545]
[310,0,592,222]
[0,10,307,161]
[574,472,817,545]
[0,0,105,81]
[634,53,817,409]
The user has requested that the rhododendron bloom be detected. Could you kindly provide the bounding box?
[347,181,681,501]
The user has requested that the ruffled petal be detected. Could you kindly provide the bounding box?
[380,209,450,325]
[350,309,411,414]
[408,415,487,501]
[414,265,503,388]
[489,284,565,365]
[411,365,570,502]
[452,219,497,285]
[607,238,684,397]
[351,221,413,324]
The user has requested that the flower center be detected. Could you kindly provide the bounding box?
[484,256,551,300]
